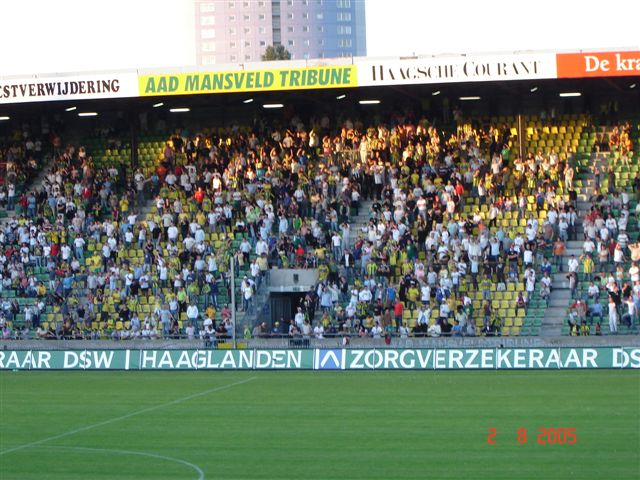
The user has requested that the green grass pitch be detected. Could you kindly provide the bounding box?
[1,371,639,479]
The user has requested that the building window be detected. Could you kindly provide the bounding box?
[230,41,237,48]
[230,54,237,61]
[245,54,251,61]
[229,28,236,34]
[339,38,352,47]
[259,26,266,34]
[337,0,351,7]
[338,25,352,35]
[317,26,324,32]
[288,40,294,46]
[318,39,324,45]
[302,12,308,19]
[303,53,309,59]
[337,12,352,21]
[317,0,323,5]
[244,41,251,47]
[200,15,215,26]
[229,15,236,21]
[316,13,323,20]
[259,14,265,20]
[259,40,266,46]
[258,1,265,5]
[243,1,250,6]
[201,28,216,39]
[287,13,294,19]
[201,41,216,52]
[287,26,294,33]
[228,1,235,7]
[202,55,216,64]
[302,0,308,5]
[243,15,250,21]
[200,3,215,13]
[304,39,310,46]
[287,0,293,5]
[302,25,309,32]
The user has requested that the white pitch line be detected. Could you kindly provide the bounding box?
[38,445,206,480]
[0,376,257,457]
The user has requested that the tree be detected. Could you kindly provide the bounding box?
[261,45,292,61]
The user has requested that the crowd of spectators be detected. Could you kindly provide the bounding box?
[1,113,638,340]
[567,122,639,335]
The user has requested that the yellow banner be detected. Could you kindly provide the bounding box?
[139,65,357,96]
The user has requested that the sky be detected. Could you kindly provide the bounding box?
[0,0,195,77]
[0,0,638,77]
[365,0,639,57]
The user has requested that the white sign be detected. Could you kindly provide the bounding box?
[0,72,139,104]
[357,53,558,87]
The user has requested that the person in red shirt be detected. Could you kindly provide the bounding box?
[156,164,167,181]
[394,299,404,331]
[455,181,464,199]
[194,188,205,204]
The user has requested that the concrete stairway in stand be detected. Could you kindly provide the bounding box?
[544,152,606,335]
[348,199,375,248]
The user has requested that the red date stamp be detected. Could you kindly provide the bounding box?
[488,428,577,444]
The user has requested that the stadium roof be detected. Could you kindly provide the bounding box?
[0,49,638,106]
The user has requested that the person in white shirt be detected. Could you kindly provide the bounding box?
[428,322,441,337]
[255,239,268,256]
[523,245,534,267]
[73,236,85,260]
[61,244,71,262]
[567,255,579,274]
[331,232,342,261]
[587,282,600,300]
[583,239,595,255]
[398,323,409,338]
[294,307,305,330]
[358,288,372,303]
[167,224,178,243]
[241,277,254,313]
[313,322,324,339]
[629,263,640,283]
[185,323,196,340]
[608,298,618,334]
[525,268,536,294]
[370,322,383,339]
[101,243,111,269]
[613,244,625,265]
[186,302,199,330]
[416,306,430,330]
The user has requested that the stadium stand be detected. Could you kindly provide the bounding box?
[0,111,638,341]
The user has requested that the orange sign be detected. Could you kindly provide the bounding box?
[557,51,640,78]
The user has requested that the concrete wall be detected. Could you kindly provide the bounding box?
[2,336,639,351]
[267,268,318,292]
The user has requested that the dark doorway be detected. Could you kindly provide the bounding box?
[270,292,307,327]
